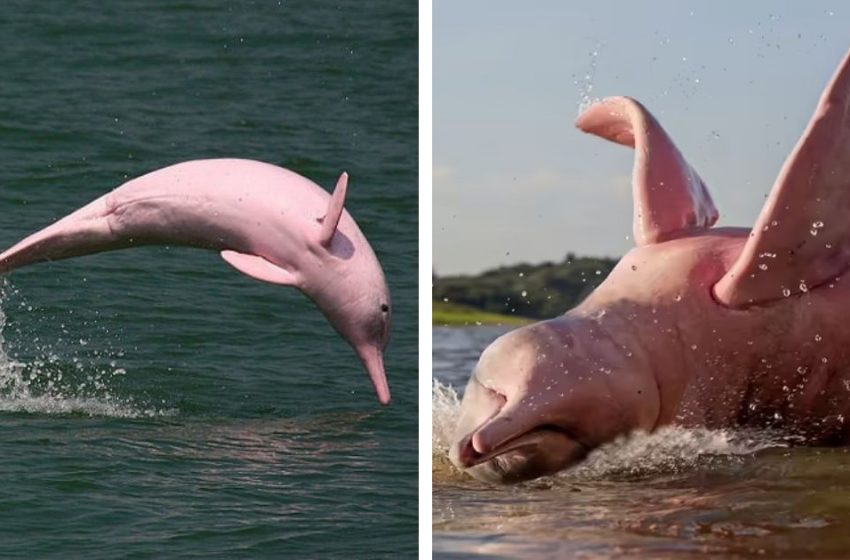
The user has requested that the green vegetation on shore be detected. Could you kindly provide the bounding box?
[433,253,618,325]
[432,301,531,327]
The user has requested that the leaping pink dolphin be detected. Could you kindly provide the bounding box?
[450,47,850,483]
[0,158,392,405]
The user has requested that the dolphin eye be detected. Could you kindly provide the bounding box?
[381,304,389,313]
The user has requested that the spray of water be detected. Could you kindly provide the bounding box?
[432,378,461,455]
[0,282,174,418]
[433,378,787,484]
[576,44,603,116]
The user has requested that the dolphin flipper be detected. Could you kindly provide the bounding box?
[220,250,299,286]
[714,50,850,308]
[576,96,718,246]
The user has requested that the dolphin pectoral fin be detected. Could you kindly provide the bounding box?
[576,96,719,246]
[714,49,850,308]
[220,250,298,286]
[318,172,348,247]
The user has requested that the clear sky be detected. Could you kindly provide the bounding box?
[434,1,848,275]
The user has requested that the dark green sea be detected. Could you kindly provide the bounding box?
[0,1,417,558]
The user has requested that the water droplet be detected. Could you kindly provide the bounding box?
[815,334,822,342]
[521,290,528,297]
[758,263,768,271]
[799,281,809,293]
[782,288,791,297]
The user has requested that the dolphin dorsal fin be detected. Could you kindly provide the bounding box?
[714,49,850,308]
[576,96,719,246]
[319,172,348,247]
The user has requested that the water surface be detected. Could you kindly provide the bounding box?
[434,326,850,559]
[0,2,417,557]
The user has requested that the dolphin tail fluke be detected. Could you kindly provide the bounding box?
[0,195,117,274]
[576,96,718,246]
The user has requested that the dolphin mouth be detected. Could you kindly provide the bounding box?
[454,425,588,469]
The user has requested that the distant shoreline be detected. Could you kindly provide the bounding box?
[432,254,618,325]
[432,301,531,327]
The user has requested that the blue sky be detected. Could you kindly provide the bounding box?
[434,1,848,275]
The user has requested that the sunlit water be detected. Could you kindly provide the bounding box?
[433,326,850,559]
[0,2,416,557]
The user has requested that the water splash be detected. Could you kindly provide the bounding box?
[565,426,785,480]
[0,283,174,418]
[433,378,786,483]
[432,378,460,455]
[576,45,603,115]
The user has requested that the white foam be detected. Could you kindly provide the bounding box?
[0,394,174,418]
[0,283,175,418]
[432,378,461,454]
[432,377,786,482]
[565,425,784,480]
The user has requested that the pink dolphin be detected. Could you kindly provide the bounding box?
[0,159,392,405]
[450,48,850,483]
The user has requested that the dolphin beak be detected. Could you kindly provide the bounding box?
[357,346,391,405]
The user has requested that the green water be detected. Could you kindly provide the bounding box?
[0,1,417,557]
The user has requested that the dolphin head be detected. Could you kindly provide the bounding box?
[309,233,392,406]
[449,318,659,484]
[347,284,393,406]
[309,172,393,405]
[306,246,392,405]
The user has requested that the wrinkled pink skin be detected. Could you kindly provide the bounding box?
[451,230,850,483]
[0,159,392,404]
[451,48,850,483]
